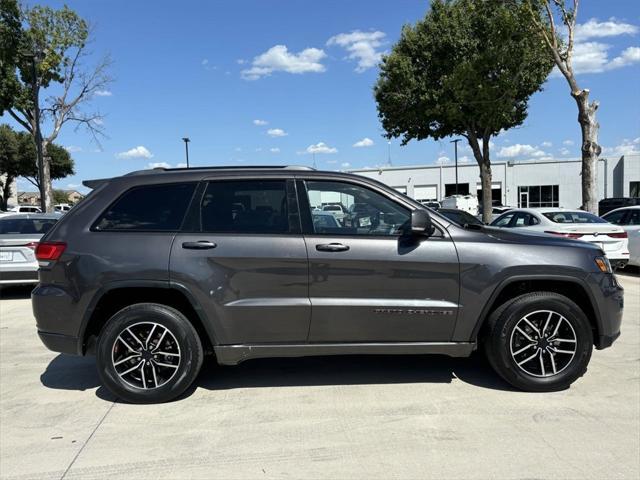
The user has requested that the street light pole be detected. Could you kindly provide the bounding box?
[387,140,392,166]
[450,139,461,195]
[182,137,190,168]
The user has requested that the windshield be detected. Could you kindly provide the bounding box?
[542,211,606,224]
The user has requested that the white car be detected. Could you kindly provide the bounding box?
[441,195,479,216]
[602,206,640,267]
[0,205,42,216]
[322,204,346,225]
[490,208,630,268]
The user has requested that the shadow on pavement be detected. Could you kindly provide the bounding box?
[40,351,515,402]
[0,285,34,300]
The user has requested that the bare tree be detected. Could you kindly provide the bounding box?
[524,0,600,213]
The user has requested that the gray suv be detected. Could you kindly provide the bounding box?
[33,166,623,403]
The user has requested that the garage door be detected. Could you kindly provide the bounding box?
[413,185,437,202]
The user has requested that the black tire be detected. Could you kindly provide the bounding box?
[96,303,203,403]
[484,292,593,392]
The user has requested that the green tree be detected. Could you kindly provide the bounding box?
[374,0,553,222]
[0,4,110,212]
[0,124,74,208]
[52,189,69,204]
[0,0,22,113]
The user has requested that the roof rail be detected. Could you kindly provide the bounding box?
[158,165,315,172]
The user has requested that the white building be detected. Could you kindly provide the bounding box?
[349,154,639,209]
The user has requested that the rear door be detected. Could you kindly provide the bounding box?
[298,178,460,343]
[169,177,310,345]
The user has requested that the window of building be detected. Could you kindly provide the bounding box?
[305,181,410,236]
[94,183,196,231]
[630,182,640,198]
[200,180,291,234]
[518,185,559,208]
[445,183,469,196]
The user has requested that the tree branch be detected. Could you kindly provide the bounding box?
[7,109,33,133]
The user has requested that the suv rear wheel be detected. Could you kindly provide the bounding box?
[96,303,203,403]
[484,292,593,392]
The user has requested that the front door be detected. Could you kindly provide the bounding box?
[299,179,460,343]
[170,178,310,345]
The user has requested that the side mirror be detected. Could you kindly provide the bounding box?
[410,209,433,235]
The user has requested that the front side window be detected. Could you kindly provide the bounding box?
[603,210,627,225]
[94,183,196,231]
[627,210,639,225]
[200,180,291,234]
[492,213,515,227]
[305,181,409,236]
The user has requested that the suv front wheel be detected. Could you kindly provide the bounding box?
[484,292,593,392]
[96,303,203,403]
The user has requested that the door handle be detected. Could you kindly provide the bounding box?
[182,241,217,250]
[316,243,350,252]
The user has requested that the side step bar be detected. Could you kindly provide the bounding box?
[214,342,476,366]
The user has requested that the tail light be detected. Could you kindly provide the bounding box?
[35,242,66,261]
[544,231,584,239]
[607,231,628,239]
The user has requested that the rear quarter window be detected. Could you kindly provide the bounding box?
[94,183,196,231]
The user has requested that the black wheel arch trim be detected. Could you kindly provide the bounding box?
[470,274,601,342]
[78,279,219,354]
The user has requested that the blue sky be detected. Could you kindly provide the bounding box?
[3,0,640,193]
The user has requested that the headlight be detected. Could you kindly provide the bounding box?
[595,256,612,273]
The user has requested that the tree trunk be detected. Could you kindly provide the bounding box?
[41,142,54,212]
[1,176,13,210]
[572,89,601,213]
[467,133,493,224]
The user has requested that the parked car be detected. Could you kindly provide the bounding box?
[0,205,42,216]
[441,194,479,216]
[33,166,623,403]
[490,208,629,268]
[54,203,72,213]
[0,214,59,286]
[311,211,341,232]
[343,202,377,227]
[438,208,483,226]
[598,197,640,216]
[602,206,640,267]
[321,204,346,225]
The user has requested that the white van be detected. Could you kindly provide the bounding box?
[440,195,479,215]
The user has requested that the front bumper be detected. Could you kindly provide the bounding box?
[590,272,624,350]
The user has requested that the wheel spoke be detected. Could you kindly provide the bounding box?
[145,324,157,349]
[513,343,535,356]
[114,354,140,366]
[120,360,144,376]
[518,350,540,366]
[541,311,553,337]
[151,329,168,352]
[550,347,575,355]
[117,335,138,353]
[538,348,546,376]
[554,338,576,343]
[140,362,147,388]
[155,351,180,357]
[515,326,535,343]
[152,360,179,369]
[551,316,564,338]
[548,348,557,374]
[523,317,541,336]
[150,361,159,387]
[126,327,145,348]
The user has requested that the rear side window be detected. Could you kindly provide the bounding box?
[200,180,291,234]
[94,183,196,231]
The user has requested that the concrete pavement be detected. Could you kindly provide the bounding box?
[1,273,639,479]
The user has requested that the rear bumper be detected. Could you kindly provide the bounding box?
[0,267,38,285]
[37,331,79,355]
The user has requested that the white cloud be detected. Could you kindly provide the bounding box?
[563,140,575,146]
[267,128,288,137]
[201,59,216,71]
[116,146,154,159]
[92,118,104,126]
[341,162,351,168]
[559,147,571,156]
[253,119,268,126]
[302,142,338,154]
[147,162,170,169]
[176,163,188,168]
[541,141,553,148]
[459,155,471,164]
[497,144,547,158]
[94,90,112,97]
[602,138,640,157]
[201,59,209,65]
[574,18,639,41]
[327,30,386,72]
[67,183,81,189]
[236,59,246,65]
[554,42,640,75]
[241,45,326,80]
[436,156,450,165]
[64,145,82,153]
[269,147,280,153]
[353,137,374,148]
